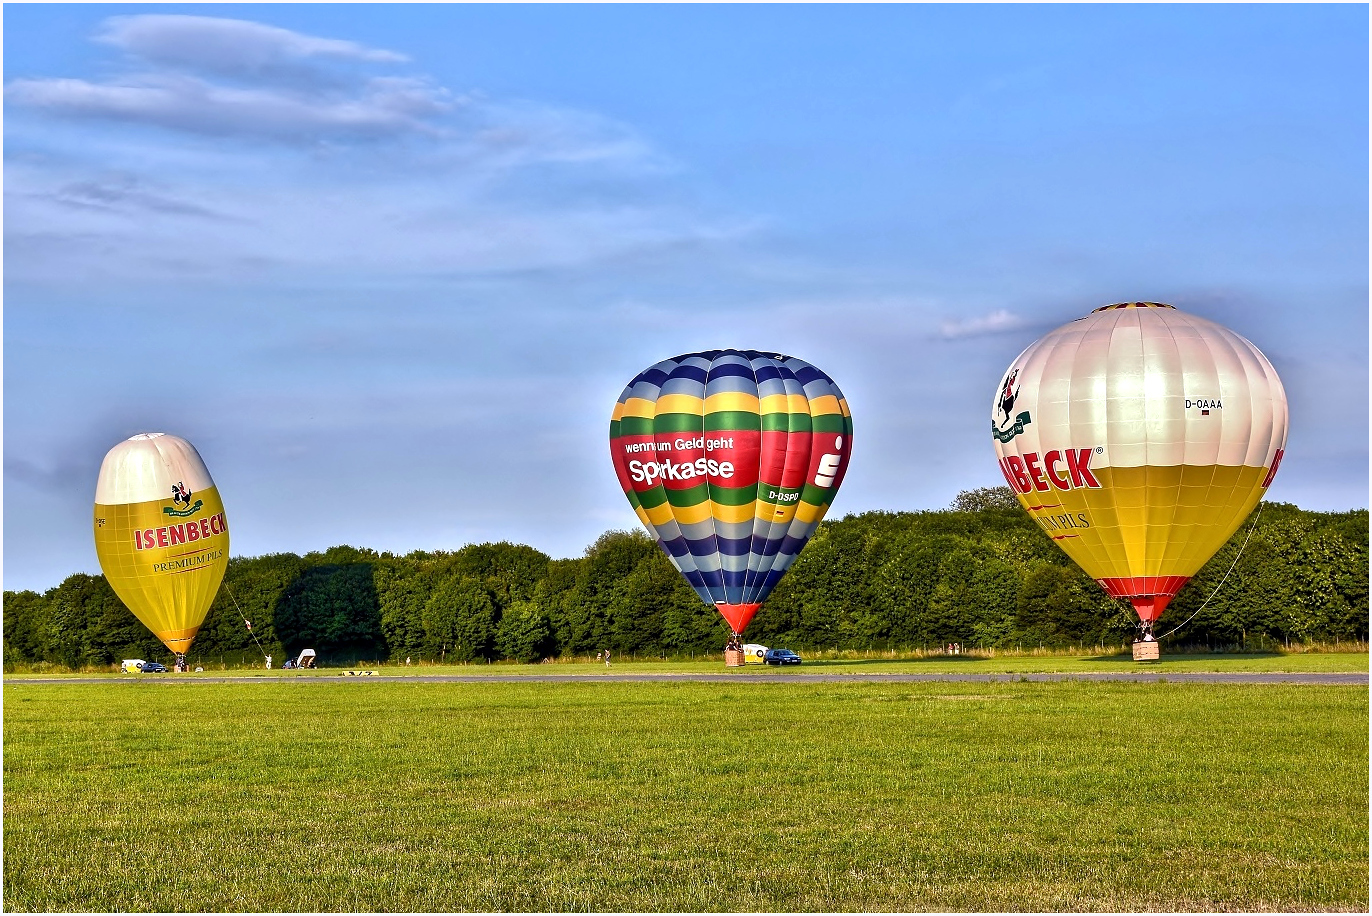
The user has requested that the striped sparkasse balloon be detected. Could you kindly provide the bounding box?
[992,302,1288,632]
[610,350,853,635]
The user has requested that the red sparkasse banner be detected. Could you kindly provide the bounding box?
[612,431,763,491]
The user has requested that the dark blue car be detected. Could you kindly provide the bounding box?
[140,662,168,673]
[763,648,802,666]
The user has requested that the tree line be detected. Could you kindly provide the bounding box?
[4,489,1366,668]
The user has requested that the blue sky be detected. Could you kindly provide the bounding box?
[4,4,1368,592]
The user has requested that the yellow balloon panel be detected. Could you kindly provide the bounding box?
[1007,464,1268,581]
[94,485,229,653]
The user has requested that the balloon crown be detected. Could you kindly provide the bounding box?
[1091,302,1177,313]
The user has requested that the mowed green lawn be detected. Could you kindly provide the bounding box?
[9,649,1368,679]
[4,680,1367,912]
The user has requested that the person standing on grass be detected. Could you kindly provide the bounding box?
[605,649,611,667]
[266,654,272,670]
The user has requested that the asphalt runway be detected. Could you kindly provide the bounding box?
[8,671,1367,686]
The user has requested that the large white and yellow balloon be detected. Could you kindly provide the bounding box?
[93,433,229,656]
[992,302,1288,633]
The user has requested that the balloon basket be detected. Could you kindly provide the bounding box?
[1132,640,1161,662]
[724,649,746,667]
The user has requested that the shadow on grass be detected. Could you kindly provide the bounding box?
[781,650,1287,668]
[786,655,995,668]
[1077,650,1284,663]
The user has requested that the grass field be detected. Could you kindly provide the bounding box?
[7,648,1369,679]
[3,678,1366,911]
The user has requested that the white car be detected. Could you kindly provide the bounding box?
[741,644,769,664]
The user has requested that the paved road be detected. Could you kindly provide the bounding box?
[7,672,1367,686]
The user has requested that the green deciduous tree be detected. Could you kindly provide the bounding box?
[5,503,1366,669]
[422,577,497,662]
[2,590,51,663]
[496,600,553,663]
[273,562,382,660]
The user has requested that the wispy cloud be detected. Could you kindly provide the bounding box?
[98,15,408,73]
[39,173,238,221]
[4,456,91,495]
[3,15,731,282]
[938,308,1028,340]
[6,16,457,144]
[6,73,455,144]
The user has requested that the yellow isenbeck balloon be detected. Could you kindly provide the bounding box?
[991,303,1288,630]
[93,433,229,655]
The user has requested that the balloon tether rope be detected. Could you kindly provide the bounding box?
[1155,503,1266,643]
[222,584,271,662]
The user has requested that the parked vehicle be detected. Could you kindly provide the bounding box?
[140,661,168,673]
[741,643,769,664]
[763,648,802,666]
[121,659,147,674]
[279,650,316,671]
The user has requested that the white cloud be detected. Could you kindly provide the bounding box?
[467,101,662,171]
[98,15,407,75]
[6,73,455,143]
[2,148,734,283]
[938,308,1028,340]
[3,14,725,282]
[5,16,453,144]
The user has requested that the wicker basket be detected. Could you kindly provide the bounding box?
[1132,640,1161,662]
[724,649,746,667]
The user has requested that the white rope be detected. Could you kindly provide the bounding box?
[222,583,271,662]
[1156,503,1267,642]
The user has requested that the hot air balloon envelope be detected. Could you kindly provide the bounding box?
[991,302,1288,631]
[93,433,230,655]
[611,350,853,635]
